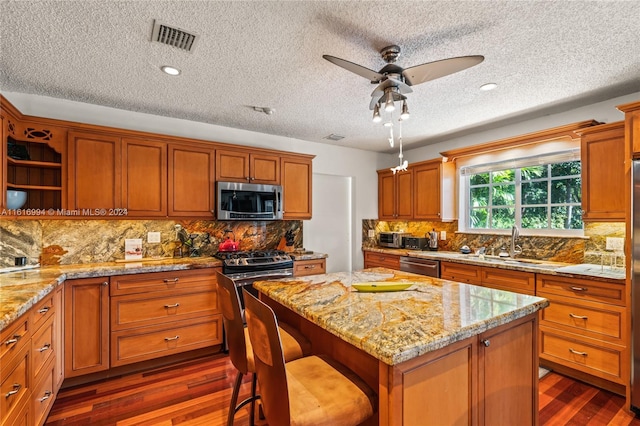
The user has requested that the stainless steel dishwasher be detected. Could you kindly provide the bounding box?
[399,256,440,278]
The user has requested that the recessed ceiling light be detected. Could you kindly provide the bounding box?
[480,83,497,91]
[161,65,181,76]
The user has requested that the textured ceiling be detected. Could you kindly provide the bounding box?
[1,1,639,153]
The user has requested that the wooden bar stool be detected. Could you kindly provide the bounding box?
[243,290,377,426]
[216,271,311,426]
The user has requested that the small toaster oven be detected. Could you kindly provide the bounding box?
[378,232,412,248]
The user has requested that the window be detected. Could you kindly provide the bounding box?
[461,150,582,234]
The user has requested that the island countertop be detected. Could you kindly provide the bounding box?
[253,267,549,365]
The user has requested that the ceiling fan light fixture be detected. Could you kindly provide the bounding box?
[400,100,410,120]
[372,104,382,123]
[161,65,181,76]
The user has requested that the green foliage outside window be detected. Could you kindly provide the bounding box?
[468,160,582,231]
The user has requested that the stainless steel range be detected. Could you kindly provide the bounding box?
[215,250,294,305]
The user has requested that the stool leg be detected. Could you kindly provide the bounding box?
[249,373,257,426]
[228,371,243,426]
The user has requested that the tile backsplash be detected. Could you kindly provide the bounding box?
[362,220,626,265]
[0,219,302,267]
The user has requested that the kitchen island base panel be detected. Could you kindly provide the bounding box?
[260,294,540,426]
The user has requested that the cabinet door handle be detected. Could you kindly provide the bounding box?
[569,348,588,356]
[38,343,51,352]
[304,265,316,269]
[481,339,490,347]
[5,383,21,398]
[164,303,180,309]
[38,390,52,402]
[164,335,180,342]
[569,313,588,320]
[163,278,179,283]
[4,335,21,346]
[569,286,587,292]
[38,306,50,314]
[102,281,108,286]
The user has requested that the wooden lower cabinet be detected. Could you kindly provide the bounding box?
[441,261,535,294]
[293,258,326,277]
[440,261,482,284]
[109,268,223,367]
[537,274,628,395]
[363,251,401,270]
[1,284,62,426]
[64,277,110,378]
[391,314,538,426]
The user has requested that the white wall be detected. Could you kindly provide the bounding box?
[3,91,381,269]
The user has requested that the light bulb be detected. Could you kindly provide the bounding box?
[400,100,410,120]
[384,91,395,112]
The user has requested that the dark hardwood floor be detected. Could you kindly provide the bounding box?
[46,353,640,425]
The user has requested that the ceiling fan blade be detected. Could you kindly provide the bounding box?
[371,78,413,96]
[323,55,384,82]
[402,55,484,86]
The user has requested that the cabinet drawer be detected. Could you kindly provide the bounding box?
[110,269,218,296]
[481,268,535,295]
[31,316,55,380]
[31,294,55,333]
[1,317,29,362]
[110,315,223,367]
[539,294,625,344]
[32,358,55,426]
[1,392,29,426]
[1,343,29,421]
[440,262,481,285]
[111,289,219,331]
[364,252,400,270]
[539,327,624,383]
[293,259,326,277]
[536,274,625,306]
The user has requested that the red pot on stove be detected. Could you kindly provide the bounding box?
[218,229,239,252]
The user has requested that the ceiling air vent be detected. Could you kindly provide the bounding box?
[151,20,199,53]
[324,134,345,141]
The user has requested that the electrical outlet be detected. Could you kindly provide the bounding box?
[368,229,375,238]
[440,231,446,240]
[606,237,624,251]
[148,232,161,243]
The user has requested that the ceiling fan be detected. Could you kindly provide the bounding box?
[323,45,484,113]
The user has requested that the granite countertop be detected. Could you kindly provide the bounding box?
[289,251,328,261]
[253,268,548,365]
[0,257,222,332]
[363,247,626,281]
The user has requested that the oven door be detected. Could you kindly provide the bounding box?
[227,269,294,318]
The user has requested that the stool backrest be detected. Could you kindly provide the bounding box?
[216,271,249,374]
[243,290,290,425]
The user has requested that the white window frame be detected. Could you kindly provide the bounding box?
[457,145,583,237]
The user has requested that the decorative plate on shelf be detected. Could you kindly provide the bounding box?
[352,282,413,292]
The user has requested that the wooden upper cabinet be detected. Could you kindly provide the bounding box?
[68,130,121,210]
[618,101,640,154]
[122,138,167,216]
[579,121,625,221]
[378,168,413,220]
[215,149,280,184]
[168,144,215,217]
[413,159,455,221]
[281,155,313,219]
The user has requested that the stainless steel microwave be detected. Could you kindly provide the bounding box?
[378,232,412,248]
[217,182,283,220]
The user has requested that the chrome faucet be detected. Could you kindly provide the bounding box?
[510,226,522,258]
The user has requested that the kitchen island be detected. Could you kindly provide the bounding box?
[253,267,549,426]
